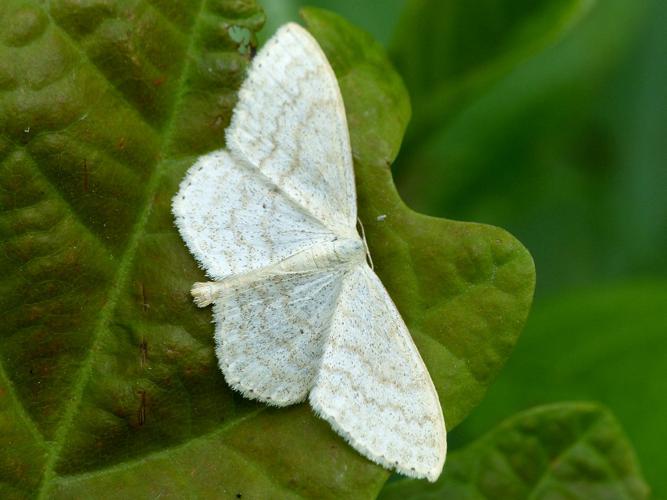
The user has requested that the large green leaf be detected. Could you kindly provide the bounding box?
[453,281,667,499]
[0,1,533,498]
[379,403,649,500]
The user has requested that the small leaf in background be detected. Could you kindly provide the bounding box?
[391,0,646,222]
[388,0,657,297]
[390,0,597,155]
[379,403,649,500]
[453,281,667,499]
[303,6,535,431]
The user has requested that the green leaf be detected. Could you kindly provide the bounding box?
[379,403,650,500]
[302,6,535,431]
[454,281,667,499]
[391,0,597,156]
[392,0,646,218]
[0,2,534,498]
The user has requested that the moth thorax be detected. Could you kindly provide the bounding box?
[305,238,365,270]
[331,238,365,264]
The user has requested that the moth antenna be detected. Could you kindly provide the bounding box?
[357,217,374,270]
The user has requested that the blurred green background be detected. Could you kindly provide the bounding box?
[260,0,666,496]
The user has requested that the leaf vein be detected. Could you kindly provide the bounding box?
[526,415,603,499]
[0,351,48,448]
[20,147,116,256]
[43,0,163,134]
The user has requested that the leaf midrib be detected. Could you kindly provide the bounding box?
[34,0,207,496]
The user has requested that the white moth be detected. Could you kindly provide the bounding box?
[172,23,446,481]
